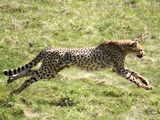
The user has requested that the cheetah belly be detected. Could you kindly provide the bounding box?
[71,55,113,71]
[79,60,113,71]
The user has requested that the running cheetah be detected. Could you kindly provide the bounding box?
[3,40,153,94]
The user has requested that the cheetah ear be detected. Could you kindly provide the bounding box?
[131,41,138,48]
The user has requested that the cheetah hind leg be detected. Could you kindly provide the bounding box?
[11,62,69,95]
[10,70,58,95]
[11,77,39,95]
[7,70,38,84]
[7,71,27,84]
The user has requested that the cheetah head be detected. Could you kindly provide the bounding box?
[130,41,145,58]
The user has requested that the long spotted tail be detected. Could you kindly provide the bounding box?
[3,51,45,76]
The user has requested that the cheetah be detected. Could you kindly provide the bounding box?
[3,40,153,94]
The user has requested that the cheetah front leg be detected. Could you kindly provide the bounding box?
[125,68,150,86]
[116,66,153,90]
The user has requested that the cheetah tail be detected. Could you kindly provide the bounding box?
[3,51,44,76]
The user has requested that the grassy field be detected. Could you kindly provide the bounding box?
[0,0,160,120]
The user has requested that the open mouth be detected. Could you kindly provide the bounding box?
[137,54,143,58]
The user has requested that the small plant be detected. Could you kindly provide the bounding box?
[54,97,76,107]
[124,0,138,5]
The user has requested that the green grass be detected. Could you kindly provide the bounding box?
[0,0,160,120]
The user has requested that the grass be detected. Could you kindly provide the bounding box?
[0,0,160,119]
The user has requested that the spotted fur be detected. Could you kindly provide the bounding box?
[3,40,153,94]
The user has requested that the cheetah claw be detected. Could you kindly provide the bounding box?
[145,85,153,90]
